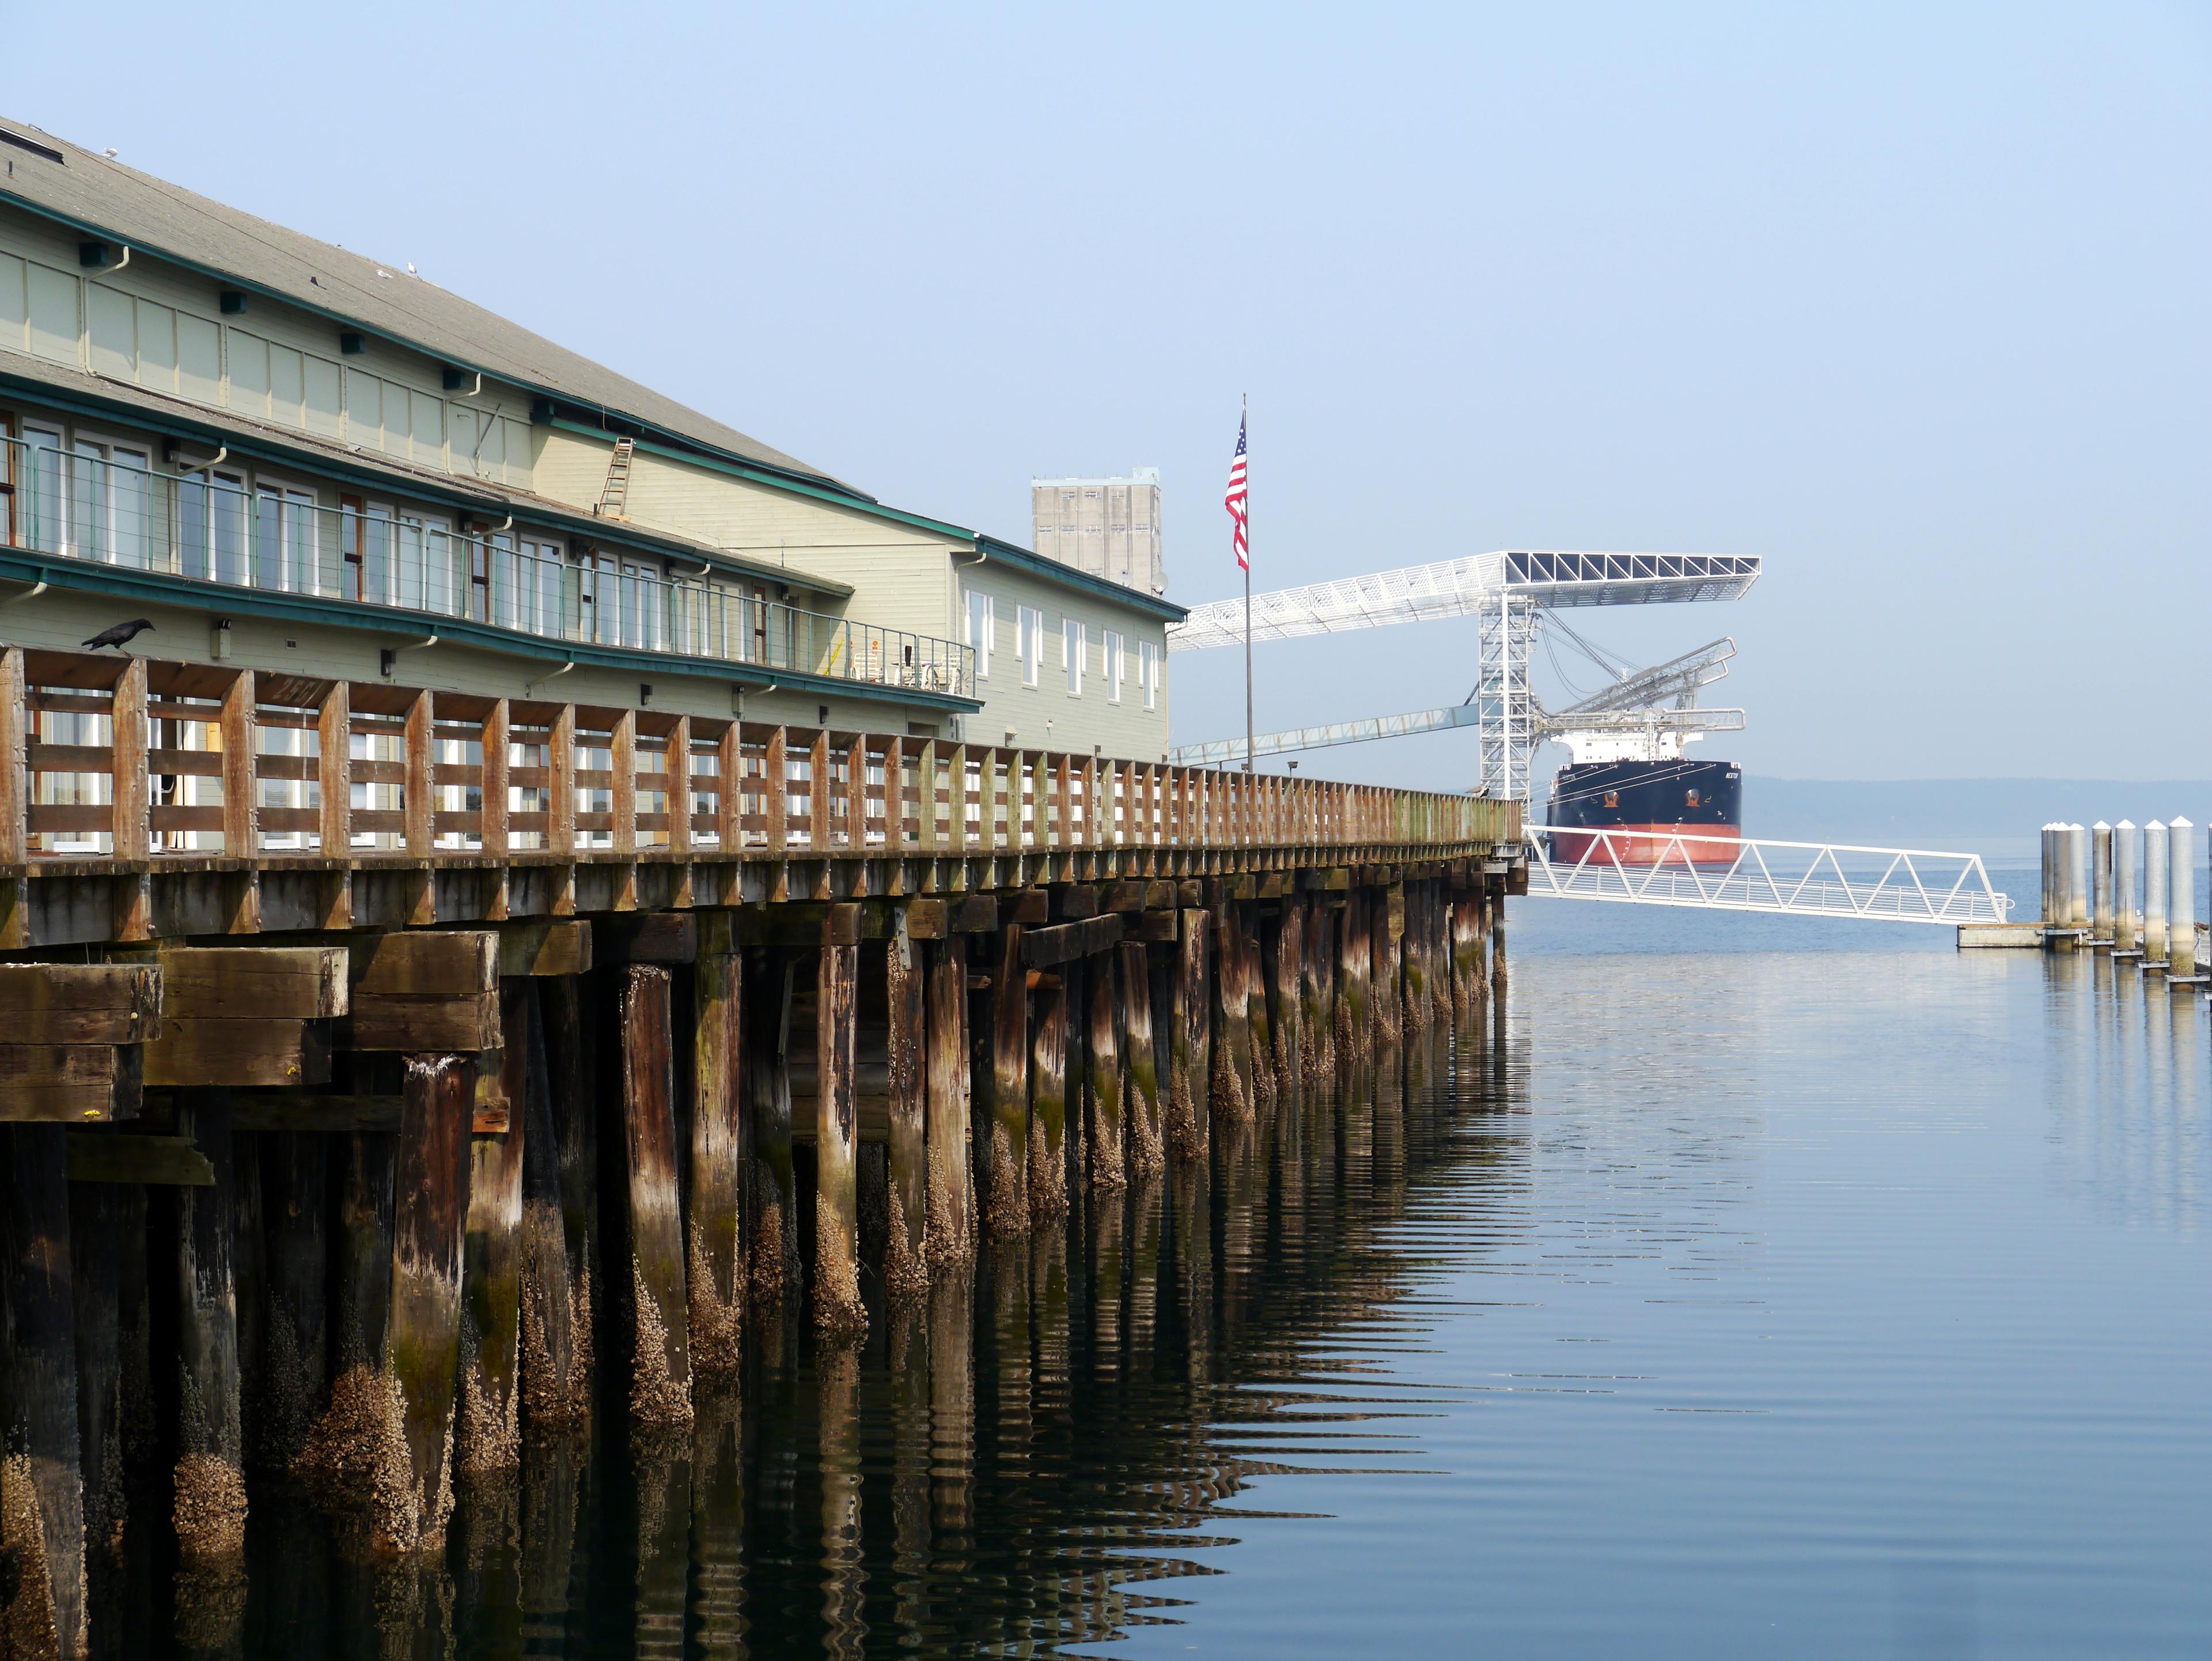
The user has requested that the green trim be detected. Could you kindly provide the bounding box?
[972,535,1188,621]
[0,365,853,598]
[0,189,873,510]
[0,551,981,714]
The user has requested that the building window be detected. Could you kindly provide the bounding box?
[1063,618,1085,695]
[1139,641,1159,711]
[1017,605,1044,687]
[1104,630,1125,703]
[966,590,993,679]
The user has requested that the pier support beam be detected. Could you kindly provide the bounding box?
[983,925,1030,1240]
[615,967,693,1430]
[171,1089,247,1568]
[815,917,866,1341]
[1169,911,1210,1164]
[925,937,975,1276]
[387,1054,472,1552]
[1121,940,1163,1182]
[260,1129,329,1474]
[1210,906,1253,1129]
[743,949,798,1312]
[516,981,584,1436]
[1029,973,1070,1220]
[459,998,527,1481]
[1086,949,1127,1190]
[1,1123,86,1661]
[883,909,930,1301]
[689,946,745,1386]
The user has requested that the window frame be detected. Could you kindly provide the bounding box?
[1104,629,1125,703]
[1017,604,1044,687]
[966,589,994,680]
[1063,617,1085,697]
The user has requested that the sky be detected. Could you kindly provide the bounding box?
[6,3,2206,786]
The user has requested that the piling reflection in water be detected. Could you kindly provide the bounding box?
[161,1005,1532,1658]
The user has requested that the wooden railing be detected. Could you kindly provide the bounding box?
[0,646,1518,866]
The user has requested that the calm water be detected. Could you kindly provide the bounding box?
[217,864,2209,1659]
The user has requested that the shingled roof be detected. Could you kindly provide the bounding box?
[0,115,859,497]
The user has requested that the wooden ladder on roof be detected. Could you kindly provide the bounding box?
[595,436,637,519]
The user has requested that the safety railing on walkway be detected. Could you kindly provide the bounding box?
[0,645,1517,864]
[1524,825,2012,924]
[0,437,973,697]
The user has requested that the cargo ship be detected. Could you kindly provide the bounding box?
[1545,756,1742,867]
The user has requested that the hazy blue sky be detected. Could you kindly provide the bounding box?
[8,4,2206,784]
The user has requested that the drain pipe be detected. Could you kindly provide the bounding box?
[0,573,49,606]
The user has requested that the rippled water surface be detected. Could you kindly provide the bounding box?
[225,877,2210,1659]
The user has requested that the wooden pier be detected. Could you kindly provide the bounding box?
[0,644,1520,1658]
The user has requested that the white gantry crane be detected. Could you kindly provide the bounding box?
[1166,550,1761,800]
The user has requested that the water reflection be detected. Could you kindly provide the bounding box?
[189,1012,1526,1658]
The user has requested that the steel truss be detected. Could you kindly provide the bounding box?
[1524,826,2013,925]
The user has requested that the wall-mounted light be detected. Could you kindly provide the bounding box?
[380,648,396,678]
[639,683,653,708]
[210,618,231,661]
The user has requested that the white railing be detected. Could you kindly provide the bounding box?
[1524,825,2013,924]
[0,437,974,698]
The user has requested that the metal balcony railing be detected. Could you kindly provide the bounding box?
[0,437,974,698]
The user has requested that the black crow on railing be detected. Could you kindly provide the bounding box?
[82,619,154,652]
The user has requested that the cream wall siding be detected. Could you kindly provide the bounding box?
[961,561,1172,762]
[554,435,956,626]
[0,206,535,490]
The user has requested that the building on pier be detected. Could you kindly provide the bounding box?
[0,114,1180,759]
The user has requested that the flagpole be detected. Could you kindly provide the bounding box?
[1242,393,1254,774]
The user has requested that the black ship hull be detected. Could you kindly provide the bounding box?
[1545,759,1743,867]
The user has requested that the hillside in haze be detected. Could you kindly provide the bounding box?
[1743,778,2212,849]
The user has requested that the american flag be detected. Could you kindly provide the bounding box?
[1224,413,1249,571]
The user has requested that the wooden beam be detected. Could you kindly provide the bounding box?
[0,646,26,864]
[403,688,433,858]
[615,967,692,1429]
[111,655,149,862]
[0,1043,143,1122]
[883,911,926,1301]
[815,918,865,1339]
[317,678,351,855]
[386,1054,471,1552]
[494,918,593,978]
[0,962,161,1043]
[480,698,510,858]
[923,936,973,1277]
[229,1093,402,1133]
[689,951,743,1387]
[0,1123,88,1660]
[1017,912,1124,968]
[157,946,348,1020]
[1119,939,1162,1180]
[983,924,1028,1240]
[220,667,256,858]
[1085,952,1124,1193]
[591,910,697,966]
[459,1031,524,1481]
[64,1131,213,1186]
[170,1090,245,1564]
[350,995,497,1054]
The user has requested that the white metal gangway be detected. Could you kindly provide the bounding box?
[1523,826,2013,924]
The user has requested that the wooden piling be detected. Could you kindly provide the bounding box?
[1243,906,1277,1119]
[301,1122,396,1512]
[459,996,527,1480]
[983,925,1030,1240]
[924,938,975,1277]
[69,1182,137,1568]
[1490,880,1509,989]
[1210,906,1253,1127]
[1086,949,1126,1191]
[259,1129,329,1475]
[385,1054,472,1551]
[614,967,694,1431]
[883,910,930,1301]
[1272,898,1304,1114]
[171,1089,248,1567]
[741,949,798,1311]
[542,975,598,1414]
[1028,974,1070,1221]
[1338,888,1370,1077]
[1120,940,1164,1182]
[1169,911,1211,1163]
[1,1124,88,1661]
[688,947,745,1386]
[814,921,867,1341]
[515,981,583,1436]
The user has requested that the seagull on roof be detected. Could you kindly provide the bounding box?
[82,619,153,653]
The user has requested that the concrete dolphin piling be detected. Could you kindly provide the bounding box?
[2145,822,2170,967]
[2116,822,2142,953]
[2169,819,2199,981]
[2093,823,2114,943]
